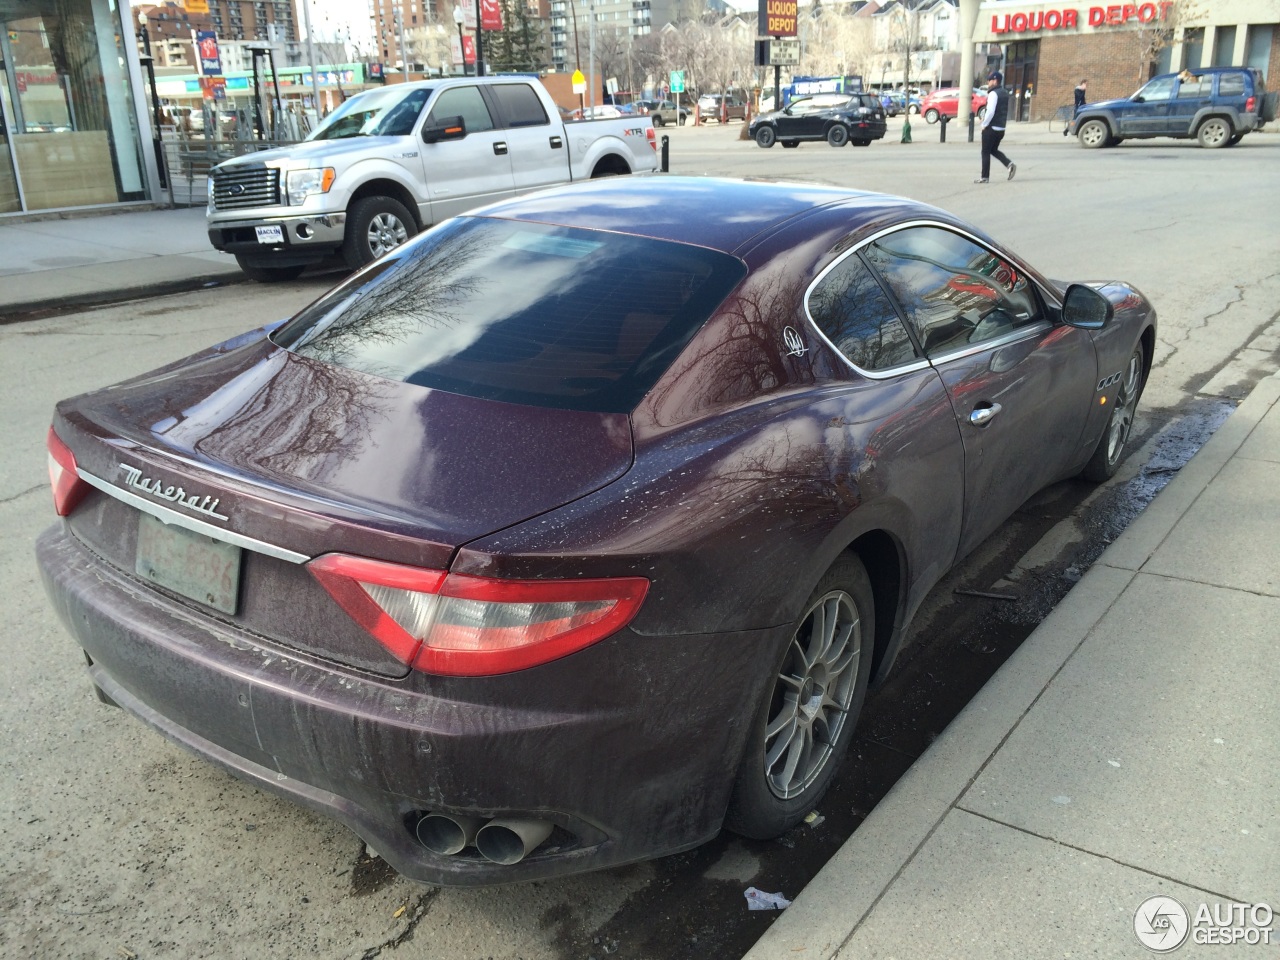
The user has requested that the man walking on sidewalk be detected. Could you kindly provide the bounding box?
[975,71,1016,183]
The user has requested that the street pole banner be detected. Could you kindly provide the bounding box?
[196,31,223,76]
[480,0,503,31]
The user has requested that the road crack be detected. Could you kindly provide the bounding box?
[358,889,439,959]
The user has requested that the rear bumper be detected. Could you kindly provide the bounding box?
[36,523,780,885]
[208,212,346,264]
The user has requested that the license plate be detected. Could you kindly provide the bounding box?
[135,512,242,614]
[255,225,284,244]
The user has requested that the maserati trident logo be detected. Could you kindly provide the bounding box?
[119,464,229,521]
[782,326,808,357]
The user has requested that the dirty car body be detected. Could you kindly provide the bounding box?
[37,177,1156,885]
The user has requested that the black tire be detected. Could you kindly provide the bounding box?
[1226,133,1244,146]
[234,256,305,283]
[908,104,919,115]
[924,108,940,124]
[652,113,664,127]
[1196,116,1232,149]
[851,139,870,147]
[976,106,987,121]
[1081,341,1146,482]
[826,124,849,147]
[724,554,875,839]
[1077,118,1110,149]
[754,125,777,148]
[781,140,800,148]
[678,115,687,126]
[342,196,415,270]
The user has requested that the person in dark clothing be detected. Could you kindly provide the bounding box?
[975,71,1015,183]
[1065,79,1087,136]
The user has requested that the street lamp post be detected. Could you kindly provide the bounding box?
[135,14,168,188]
[453,6,468,75]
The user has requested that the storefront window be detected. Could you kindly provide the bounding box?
[0,0,149,212]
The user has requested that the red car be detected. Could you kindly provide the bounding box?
[921,87,989,124]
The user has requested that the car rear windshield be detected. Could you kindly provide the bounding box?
[271,217,747,413]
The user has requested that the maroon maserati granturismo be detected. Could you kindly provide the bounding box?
[37,177,1155,885]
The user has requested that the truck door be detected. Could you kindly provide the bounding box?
[482,82,572,194]
[419,85,515,222]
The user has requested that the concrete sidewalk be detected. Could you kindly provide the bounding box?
[0,205,244,321]
[746,372,1280,959]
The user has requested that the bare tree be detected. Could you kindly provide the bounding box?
[1134,0,1205,84]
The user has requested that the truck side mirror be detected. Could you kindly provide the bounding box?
[422,115,467,144]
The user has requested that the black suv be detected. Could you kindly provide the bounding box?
[1071,66,1277,149]
[749,94,887,148]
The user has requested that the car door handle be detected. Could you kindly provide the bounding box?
[493,141,508,155]
[549,136,563,149]
[969,403,1003,427]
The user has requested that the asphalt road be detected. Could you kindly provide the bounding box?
[2,126,1278,960]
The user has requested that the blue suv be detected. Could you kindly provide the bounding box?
[1070,66,1277,149]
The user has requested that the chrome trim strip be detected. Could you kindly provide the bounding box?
[802,218,1053,380]
[76,468,311,565]
[926,321,1054,366]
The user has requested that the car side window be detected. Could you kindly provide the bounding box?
[807,252,919,371]
[1177,75,1211,99]
[864,227,1042,357]
[490,83,549,127]
[1218,72,1247,97]
[427,86,496,133]
[1137,76,1176,101]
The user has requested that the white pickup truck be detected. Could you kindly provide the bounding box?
[207,76,660,281]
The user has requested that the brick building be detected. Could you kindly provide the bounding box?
[974,0,1280,122]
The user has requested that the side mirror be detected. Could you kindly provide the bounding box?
[1133,95,1146,103]
[1061,283,1113,330]
[422,115,466,144]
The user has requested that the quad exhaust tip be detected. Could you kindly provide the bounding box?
[416,813,553,865]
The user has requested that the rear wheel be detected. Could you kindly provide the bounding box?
[342,196,415,270]
[1081,341,1146,482]
[233,256,305,283]
[724,555,875,839]
[924,108,940,124]
[1196,116,1231,148]
[827,124,849,147]
[678,114,687,126]
[781,140,800,148]
[1077,118,1110,149]
[851,139,870,147]
[754,125,777,148]
[1226,133,1244,146]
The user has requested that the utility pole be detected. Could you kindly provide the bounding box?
[396,7,409,81]
[299,0,322,120]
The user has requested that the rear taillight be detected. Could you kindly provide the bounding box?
[647,127,657,151]
[47,427,89,517]
[308,553,648,676]
[1245,96,1256,112]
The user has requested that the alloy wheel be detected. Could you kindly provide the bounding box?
[367,213,409,258]
[763,589,861,799]
[1106,350,1142,465]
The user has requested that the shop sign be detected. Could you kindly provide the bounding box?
[991,2,1173,33]
[759,0,798,38]
[196,31,223,76]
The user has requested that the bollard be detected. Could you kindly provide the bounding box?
[939,114,948,143]
[968,114,976,142]
[661,134,670,172]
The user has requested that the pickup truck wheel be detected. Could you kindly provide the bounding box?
[1196,117,1231,149]
[754,126,777,148]
[652,114,664,127]
[343,196,415,270]
[924,108,939,124]
[233,256,305,283]
[826,124,849,147]
[1077,119,1110,149]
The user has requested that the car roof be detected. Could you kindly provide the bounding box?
[468,176,929,255]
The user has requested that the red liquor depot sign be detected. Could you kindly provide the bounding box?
[990,2,1174,34]
[759,0,798,37]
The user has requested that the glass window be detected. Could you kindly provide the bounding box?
[864,227,1042,357]
[272,217,747,413]
[1177,74,1211,99]
[490,83,548,128]
[426,86,495,133]
[309,86,432,139]
[808,253,918,371]
[1135,76,1175,101]
[1217,72,1247,97]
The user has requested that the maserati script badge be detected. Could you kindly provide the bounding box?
[119,464,229,521]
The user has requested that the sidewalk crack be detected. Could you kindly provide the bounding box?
[954,807,1247,904]
[0,483,44,506]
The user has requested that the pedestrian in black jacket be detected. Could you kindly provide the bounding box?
[1065,79,1087,136]
[975,72,1015,183]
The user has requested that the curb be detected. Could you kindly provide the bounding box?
[0,272,249,326]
